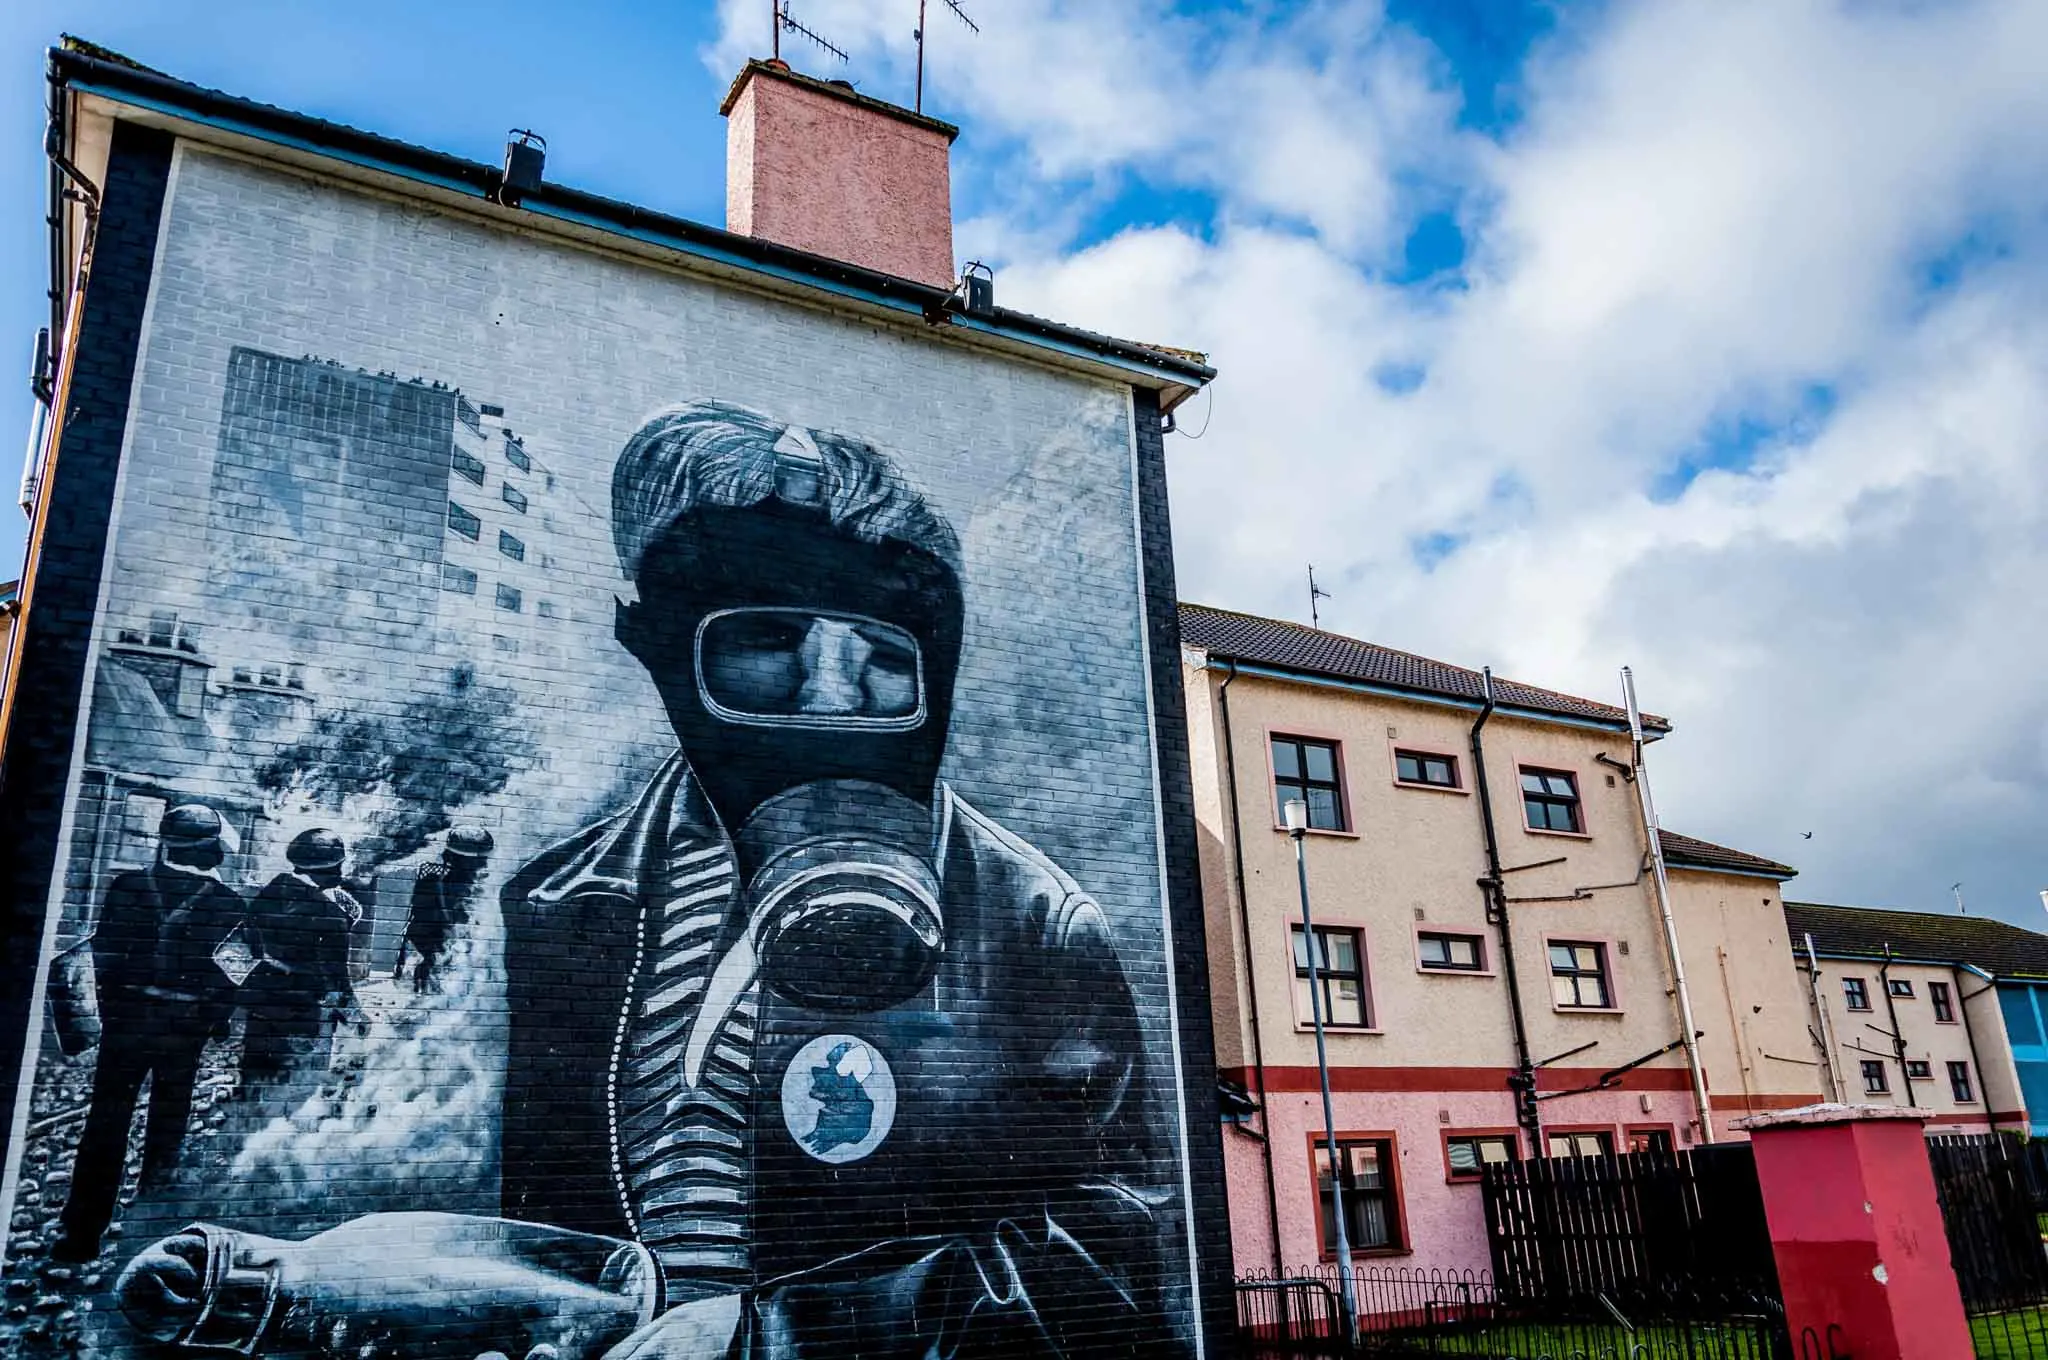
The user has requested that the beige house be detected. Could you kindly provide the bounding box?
[1181,603,1822,1276]
[1785,901,2039,1134]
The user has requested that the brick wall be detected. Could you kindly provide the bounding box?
[0,135,1221,1359]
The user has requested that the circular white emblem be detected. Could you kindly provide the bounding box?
[781,1034,896,1164]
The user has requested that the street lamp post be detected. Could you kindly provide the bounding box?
[1285,797,1358,1345]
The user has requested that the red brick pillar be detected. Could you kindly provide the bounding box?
[1735,1104,1970,1360]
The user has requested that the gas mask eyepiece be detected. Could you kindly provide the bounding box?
[695,608,924,730]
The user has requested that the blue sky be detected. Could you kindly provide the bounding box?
[3,0,2046,928]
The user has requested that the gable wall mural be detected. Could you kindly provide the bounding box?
[0,137,1208,1360]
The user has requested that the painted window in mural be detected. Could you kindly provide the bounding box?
[4,146,1194,1360]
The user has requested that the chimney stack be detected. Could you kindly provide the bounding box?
[722,61,959,289]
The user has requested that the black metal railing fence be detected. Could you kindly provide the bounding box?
[1235,1264,1788,1360]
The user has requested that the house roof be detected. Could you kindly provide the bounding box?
[1783,900,2048,981]
[47,41,1213,403]
[1178,602,1670,734]
[1658,830,1798,880]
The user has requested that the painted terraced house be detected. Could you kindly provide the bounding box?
[1180,604,1823,1276]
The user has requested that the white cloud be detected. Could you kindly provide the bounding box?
[714,0,2048,918]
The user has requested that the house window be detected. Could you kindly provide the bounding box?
[447,501,481,540]
[1843,978,1871,1011]
[503,482,528,514]
[1314,1139,1401,1253]
[440,564,478,595]
[452,447,487,485]
[499,530,526,562]
[1931,981,1955,1023]
[1949,1061,1975,1102]
[505,437,532,472]
[1905,1060,1932,1080]
[495,583,523,613]
[1625,1127,1674,1155]
[1549,941,1612,1009]
[1520,768,1582,833]
[1444,1133,1516,1181]
[1861,1060,1889,1094]
[1546,1130,1614,1159]
[1395,750,1458,789]
[1888,979,1915,998]
[1418,931,1485,972]
[1273,736,1345,831]
[1292,925,1369,1028]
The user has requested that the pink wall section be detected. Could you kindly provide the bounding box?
[1229,1088,1696,1282]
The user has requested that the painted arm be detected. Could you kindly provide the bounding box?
[112,1213,659,1360]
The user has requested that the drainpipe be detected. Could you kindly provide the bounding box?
[1469,667,1540,1149]
[1622,668,1714,1143]
[1954,964,1996,1130]
[1804,934,1846,1102]
[1217,659,1283,1269]
[1877,944,1916,1108]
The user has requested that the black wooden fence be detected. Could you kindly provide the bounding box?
[1479,1143,1782,1315]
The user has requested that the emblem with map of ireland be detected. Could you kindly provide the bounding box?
[781,1035,897,1164]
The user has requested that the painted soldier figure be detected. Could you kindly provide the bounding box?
[111,405,1172,1360]
[241,829,360,1087]
[54,805,246,1264]
[394,826,492,991]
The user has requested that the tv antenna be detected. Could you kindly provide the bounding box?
[1308,565,1332,629]
[771,0,848,63]
[914,0,978,114]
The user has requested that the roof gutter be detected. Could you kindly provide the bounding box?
[48,48,1214,405]
[1212,657,1659,738]
[1662,860,1798,883]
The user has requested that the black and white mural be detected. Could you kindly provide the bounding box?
[1,147,1195,1359]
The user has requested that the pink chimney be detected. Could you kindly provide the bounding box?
[721,60,959,289]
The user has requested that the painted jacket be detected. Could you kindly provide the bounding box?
[498,754,1177,1359]
[245,872,357,1022]
[91,866,245,1016]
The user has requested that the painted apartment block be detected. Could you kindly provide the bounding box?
[0,42,1234,1359]
[1182,604,1822,1277]
[1786,900,2048,1134]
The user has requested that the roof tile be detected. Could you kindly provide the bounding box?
[1179,602,1669,732]
[1784,901,2048,979]
[1658,830,1798,879]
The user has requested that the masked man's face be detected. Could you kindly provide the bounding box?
[618,503,964,836]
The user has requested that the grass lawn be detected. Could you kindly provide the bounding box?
[1974,1305,2048,1360]
[1368,1319,1776,1358]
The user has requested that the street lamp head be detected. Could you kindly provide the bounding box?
[1282,798,1309,836]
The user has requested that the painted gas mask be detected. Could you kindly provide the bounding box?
[620,421,963,1013]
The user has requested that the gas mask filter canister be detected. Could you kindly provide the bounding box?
[734,781,943,1013]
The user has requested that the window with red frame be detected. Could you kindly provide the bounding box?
[1314,1139,1402,1252]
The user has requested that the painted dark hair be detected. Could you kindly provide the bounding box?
[611,401,961,582]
